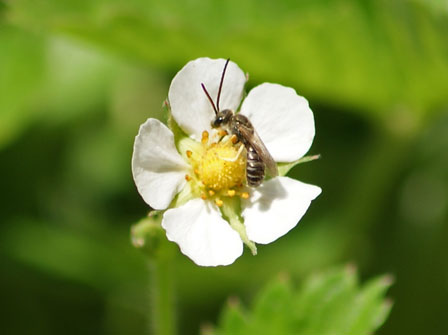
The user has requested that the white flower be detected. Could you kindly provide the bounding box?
[132,58,321,267]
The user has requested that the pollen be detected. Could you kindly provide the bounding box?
[201,130,209,144]
[186,131,250,201]
[198,141,246,191]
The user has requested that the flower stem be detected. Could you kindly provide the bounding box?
[133,215,177,335]
[150,255,176,335]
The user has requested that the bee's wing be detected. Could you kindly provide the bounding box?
[238,125,278,177]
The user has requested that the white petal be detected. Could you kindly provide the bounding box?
[240,83,315,162]
[162,199,243,266]
[132,118,189,210]
[169,58,246,140]
[242,177,321,244]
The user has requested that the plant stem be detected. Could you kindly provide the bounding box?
[150,255,176,335]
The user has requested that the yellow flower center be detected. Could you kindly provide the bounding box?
[199,143,246,191]
[184,130,249,206]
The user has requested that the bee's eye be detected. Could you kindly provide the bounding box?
[212,117,221,128]
[212,110,232,128]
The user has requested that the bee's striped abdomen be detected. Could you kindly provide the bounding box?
[246,145,265,187]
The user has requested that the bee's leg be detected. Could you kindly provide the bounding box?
[230,134,239,144]
[220,143,244,162]
[221,133,239,144]
[218,129,228,138]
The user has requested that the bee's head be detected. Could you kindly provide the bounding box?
[212,109,233,128]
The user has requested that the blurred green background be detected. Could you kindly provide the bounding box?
[1,0,448,334]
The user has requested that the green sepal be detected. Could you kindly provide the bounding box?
[220,197,257,255]
[170,182,196,208]
[165,99,202,163]
[165,100,189,147]
[277,154,321,176]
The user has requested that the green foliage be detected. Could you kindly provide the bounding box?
[1,219,148,291]
[1,1,448,334]
[0,24,45,147]
[7,0,448,120]
[213,267,393,335]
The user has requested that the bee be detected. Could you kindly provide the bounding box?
[201,59,278,187]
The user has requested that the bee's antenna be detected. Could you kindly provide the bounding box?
[216,58,230,112]
[201,83,218,114]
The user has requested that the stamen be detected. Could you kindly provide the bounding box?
[231,134,238,144]
[186,150,192,158]
[208,190,215,196]
[215,199,224,207]
[201,192,207,200]
[227,189,236,197]
[201,131,209,144]
[241,192,249,199]
[218,129,228,137]
[185,174,192,181]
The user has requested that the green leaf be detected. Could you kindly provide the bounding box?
[0,24,45,148]
[347,275,394,335]
[7,0,448,121]
[249,276,295,334]
[214,266,393,335]
[293,266,358,334]
[215,298,249,335]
